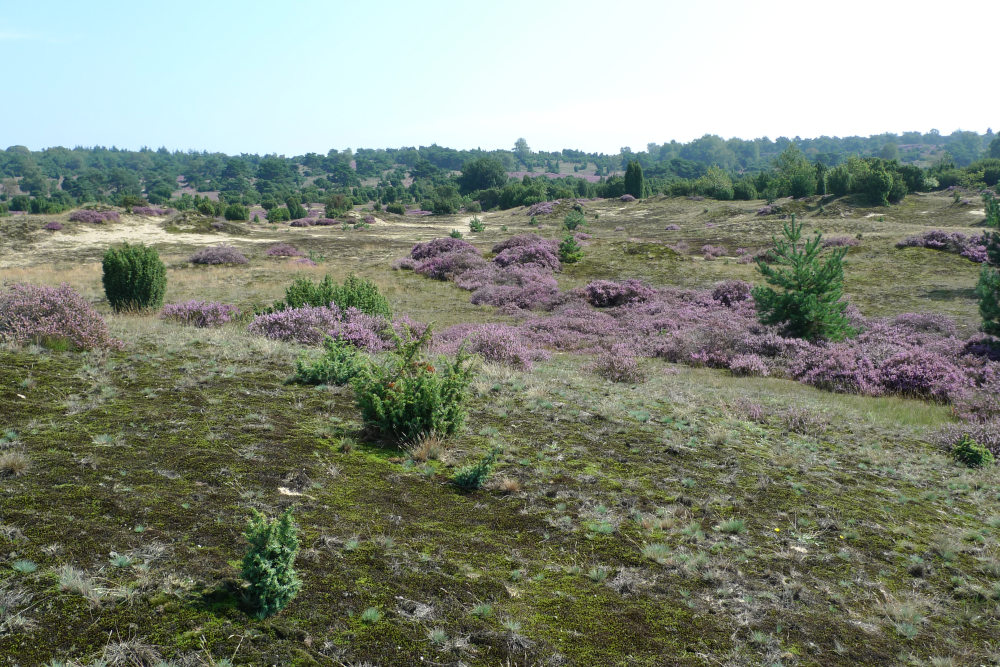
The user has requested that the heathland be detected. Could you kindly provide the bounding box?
[3,140,1000,666]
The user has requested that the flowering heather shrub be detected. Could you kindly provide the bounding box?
[415,250,486,280]
[687,196,704,202]
[664,224,681,231]
[701,245,727,258]
[405,209,433,216]
[574,232,592,241]
[822,236,860,248]
[69,210,120,224]
[313,218,337,226]
[733,397,766,423]
[492,244,561,272]
[248,304,405,352]
[266,243,303,257]
[892,312,956,336]
[392,257,417,270]
[131,207,171,217]
[584,279,655,308]
[161,301,239,327]
[729,354,770,377]
[592,343,644,383]
[896,230,988,263]
[525,201,555,216]
[44,221,62,231]
[614,226,626,232]
[189,245,249,265]
[290,258,317,266]
[410,237,480,261]
[491,233,558,255]
[0,282,123,351]
[468,324,539,370]
[712,280,753,307]
[211,221,225,230]
[619,194,636,202]
[877,348,970,402]
[363,215,376,225]
[933,421,1000,457]
[737,248,774,265]
[756,205,777,216]
[289,218,314,227]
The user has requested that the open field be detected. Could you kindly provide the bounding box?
[2,192,1000,666]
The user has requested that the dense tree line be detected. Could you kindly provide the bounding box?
[1,129,996,215]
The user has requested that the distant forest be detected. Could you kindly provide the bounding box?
[1,129,998,217]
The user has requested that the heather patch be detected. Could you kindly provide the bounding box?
[248,304,421,351]
[68,210,120,224]
[896,230,988,263]
[130,207,172,217]
[0,282,122,350]
[189,244,248,265]
[265,243,304,257]
[161,300,239,327]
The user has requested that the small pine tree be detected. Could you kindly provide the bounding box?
[224,203,250,221]
[952,433,995,468]
[468,216,485,233]
[101,242,167,312]
[976,266,1000,335]
[453,447,501,490]
[285,195,307,220]
[559,233,583,264]
[241,508,302,619]
[752,215,854,341]
[624,160,644,199]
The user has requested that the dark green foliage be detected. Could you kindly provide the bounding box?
[260,195,278,211]
[828,166,851,196]
[292,336,365,386]
[120,194,147,212]
[278,274,391,318]
[976,266,1000,336]
[859,165,893,206]
[324,193,351,217]
[624,161,644,199]
[752,215,854,341]
[952,434,994,468]
[224,203,249,221]
[559,233,583,264]
[241,508,302,619]
[351,325,476,440]
[197,198,219,216]
[433,185,461,214]
[888,172,909,202]
[449,229,463,239]
[285,196,307,220]
[815,163,827,196]
[468,216,485,233]
[9,195,29,211]
[452,447,501,490]
[457,156,508,195]
[101,242,167,312]
[732,179,758,201]
[267,206,290,222]
[385,202,406,215]
[563,211,585,230]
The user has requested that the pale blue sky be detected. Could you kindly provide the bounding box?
[2,0,994,155]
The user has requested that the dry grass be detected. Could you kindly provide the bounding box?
[0,451,29,477]
[406,432,449,463]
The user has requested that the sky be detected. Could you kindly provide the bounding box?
[1,0,995,156]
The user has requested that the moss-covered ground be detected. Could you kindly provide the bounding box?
[1,193,999,666]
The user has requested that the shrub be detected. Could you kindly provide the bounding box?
[664,224,681,231]
[468,324,537,370]
[449,229,463,239]
[732,180,758,200]
[0,282,122,350]
[392,257,416,270]
[712,280,753,306]
[592,343,645,383]
[161,301,239,327]
[278,274,391,318]
[266,243,302,257]
[189,244,248,265]
[976,266,1000,336]
[241,508,302,619]
[564,210,586,231]
[44,221,62,231]
[469,216,485,233]
[827,166,851,196]
[285,196,307,221]
[729,354,769,377]
[822,236,860,248]
[351,325,476,440]
[267,207,291,223]
[289,218,314,227]
[620,194,636,202]
[525,201,555,216]
[292,335,366,385]
[102,242,167,312]
[585,279,655,307]
[452,447,501,490]
[953,434,995,468]
[701,244,727,258]
[313,217,336,226]
[493,243,561,272]
[132,206,171,217]
[558,234,583,264]
[624,161,643,199]
[416,250,486,280]
[386,202,406,215]
[69,210,120,224]
[411,237,480,260]
[752,215,854,341]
